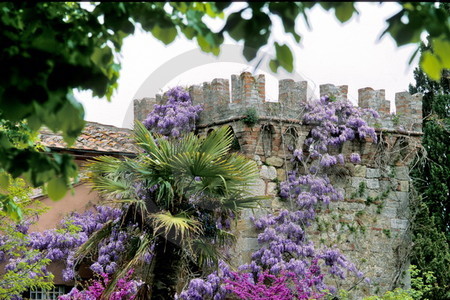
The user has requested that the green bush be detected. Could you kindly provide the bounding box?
[363,288,413,300]
[242,108,259,126]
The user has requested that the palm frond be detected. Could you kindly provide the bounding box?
[89,176,134,199]
[199,126,234,160]
[191,238,225,269]
[223,153,260,183]
[171,131,202,155]
[223,195,266,210]
[74,221,113,260]
[85,155,140,200]
[102,233,153,299]
[133,121,160,155]
[155,180,175,208]
[216,229,237,246]
[170,151,231,178]
[85,155,124,175]
[150,211,202,242]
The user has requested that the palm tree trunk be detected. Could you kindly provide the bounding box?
[147,240,183,300]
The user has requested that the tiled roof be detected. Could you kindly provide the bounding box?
[39,122,137,154]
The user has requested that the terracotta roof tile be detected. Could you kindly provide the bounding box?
[39,122,138,154]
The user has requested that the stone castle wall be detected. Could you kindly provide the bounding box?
[134,72,423,297]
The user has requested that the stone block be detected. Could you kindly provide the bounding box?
[266,156,284,167]
[395,166,409,180]
[368,190,380,199]
[241,237,259,252]
[381,207,397,218]
[397,181,409,192]
[354,165,367,177]
[351,177,365,189]
[366,168,381,178]
[271,197,284,210]
[277,168,286,181]
[367,179,380,189]
[391,219,408,230]
[379,180,393,192]
[253,155,263,165]
[248,178,266,196]
[343,201,365,211]
[267,182,278,196]
[393,191,408,203]
[259,198,273,208]
[260,165,277,180]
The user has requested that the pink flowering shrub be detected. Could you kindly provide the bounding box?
[58,270,141,300]
[224,260,326,300]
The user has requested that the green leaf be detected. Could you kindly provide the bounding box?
[27,115,41,132]
[0,173,10,189]
[57,93,86,145]
[269,59,279,73]
[181,26,196,40]
[433,37,450,68]
[225,13,246,41]
[197,35,220,55]
[47,177,67,201]
[1,196,23,221]
[204,3,221,18]
[334,2,356,23]
[421,51,442,81]
[151,25,177,45]
[274,42,293,72]
[31,28,60,53]
[0,133,13,149]
[243,45,258,62]
[90,47,113,75]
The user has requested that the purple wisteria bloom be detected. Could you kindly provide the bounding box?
[350,153,361,163]
[143,86,203,138]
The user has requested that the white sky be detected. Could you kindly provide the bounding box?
[75,2,420,128]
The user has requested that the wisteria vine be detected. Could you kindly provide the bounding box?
[143,86,203,137]
[177,95,379,299]
[0,206,127,299]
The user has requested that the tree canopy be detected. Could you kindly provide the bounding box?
[1,2,450,218]
[409,64,450,299]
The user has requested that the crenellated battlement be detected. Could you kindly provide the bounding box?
[134,72,423,133]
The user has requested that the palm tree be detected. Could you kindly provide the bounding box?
[77,122,263,299]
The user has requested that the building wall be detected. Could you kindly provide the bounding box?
[135,72,423,297]
[28,159,102,285]
[30,184,101,232]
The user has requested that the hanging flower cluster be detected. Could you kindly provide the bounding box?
[302,95,378,166]
[142,86,203,137]
[0,205,124,292]
[177,95,378,299]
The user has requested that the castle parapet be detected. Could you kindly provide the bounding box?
[320,84,348,101]
[133,72,423,133]
[231,72,264,104]
[134,97,157,123]
[358,87,390,115]
[395,92,423,132]
[279,79,308,107]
